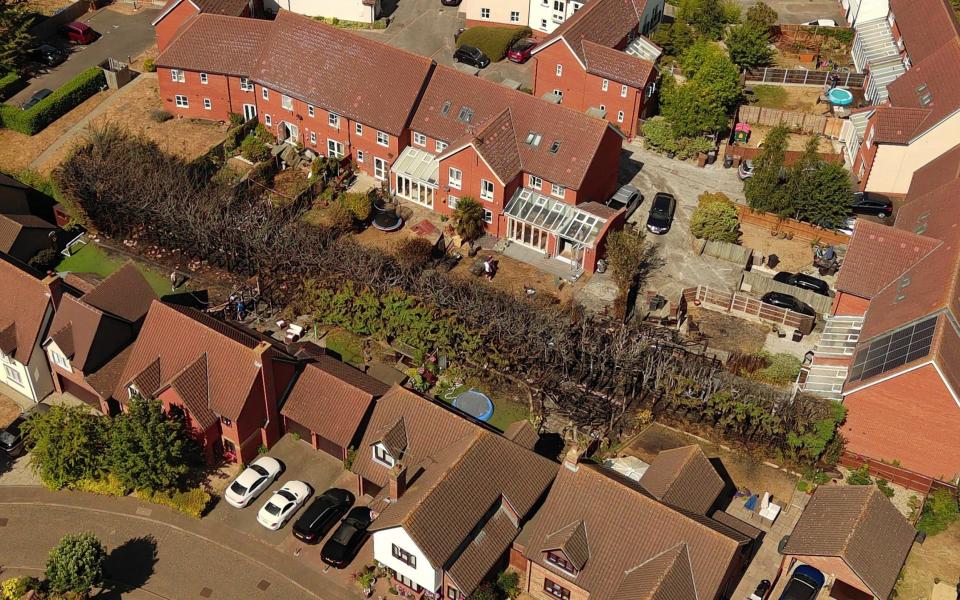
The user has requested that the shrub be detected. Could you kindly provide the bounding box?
[342,191,372,221]
[142,58,156,73]
[641,117,714,159]
[745,1,778,29]
[751,352,802,385]
[846,464,873,486]
[228,112,244,127]
[394,236,435,272]
[456,26,532,61]
[23,404,108,489]
[690,198,740,243]
[0,67,105,135]
[134,487,212,519]
[240,135,270,162]
[917,489,959,536]
[150,109,172,123]
[453,197,486,242]
[876,478,895,498]
[254,123,274,144]
[46,532,106,595]
[108,397,194,491]
[0,71,23,101]
[497,571,521,599]
[28,247,60,272]
[726,24,774,70]
[69,475,130,497]
[2,576,39,600]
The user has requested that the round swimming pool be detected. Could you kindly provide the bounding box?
[453,389,494,421]
[827,87,854,106]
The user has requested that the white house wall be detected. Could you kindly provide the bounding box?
[866,111,960,195]
[264,0,376,22]
[372,526,442,592]
[463,0,529,28]
[848,0,889,27]
[528,0,582,36]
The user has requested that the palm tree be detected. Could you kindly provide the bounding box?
[452,196,486,243]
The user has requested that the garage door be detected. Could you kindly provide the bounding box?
[60,377,101,410]
[284,417,312,442]
[315,434,344,460]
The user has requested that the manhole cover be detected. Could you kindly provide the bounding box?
[0,518,7,527]
[200,587,212,598]
[257,580,270,591]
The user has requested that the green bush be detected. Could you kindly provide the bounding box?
[1,576,39,600]
[342,191,372,221]
[134,487,212,519]
[240,135,270,162]
[456,26,532,61]
[641,117,714,159]
[876,478,895,498]
[0,67,105,135]
[69,475,130,497]
[142,58,156,73]
[752,352,801,385]
[254,122,274,144]
[0,71,23,101]
[28,247,60,272]
[846,464,873,486]
[917,489,959,536]
[690,199,740,243]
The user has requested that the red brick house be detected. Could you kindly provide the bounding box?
[113,300,298,464]
[43,262,156,415]
[280,354,388,460]
[152,0,253,52]
[530,0,661,138]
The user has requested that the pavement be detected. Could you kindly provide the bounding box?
[8,6,159,106]
[731,0,845,25]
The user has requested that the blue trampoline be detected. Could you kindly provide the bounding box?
[453,389,494,421]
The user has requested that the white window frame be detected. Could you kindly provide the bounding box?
[541,18,548,28]
[436,140,448,152]
[239,77,253,92]
[448,195,459,209]
[171,69,185,83]
[4,364,22,385]
[866,127,874,149]
[601,78,608,91]
[310,132,317,145]
[377,131,389,147]
[308,105,315,117]
[556,64,563,76]
[50,350,69,370]
[620,84,628,97]
[329,112,340,128]
[203,98,211,110]
[480,179,494,201]
[530,175,542,190]
[355,122,363,136]
[374,157,388,181]
[373,443,395,467]
[551,183,565,198]
[413,131,427,146]
[199,72,208,85]
[449,167,462,190]
[357,150,364,163]
[328,139,344,158]
[483,209,493,223]
[617,110,624,123]
[264,113,272,127]
[510,10,520,22]
[261,87,269,100]
[481,7,490,18]
[599,104,605,113]
[175,95,188,108]
[281,95,293,111]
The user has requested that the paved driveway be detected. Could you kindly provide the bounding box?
[8,7,159,106]
[732,0,844,25]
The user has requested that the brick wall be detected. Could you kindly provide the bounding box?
[158,68,238,121]
[155,2,200,52]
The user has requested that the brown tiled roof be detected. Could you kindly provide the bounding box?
[522,464,747,600]
[280,357,387,448]
[613,543,697,600]
[0,214,56,254]
[543,519,590,569]
[49,322,74,359]
[155,14,273,77]
[115,301,279,420]
[80,262,156,324]
[87,345,134,399]
[250,11,434,136]
[468,108,523,184]
[886,39,960,141]
[503,420,539,449]
[379,417,408,459]
[547,0,646,62]
[0,253,54,363]
[131,357,162,397]
[420,66,612,191]
[166,354,218,429]
[639,445,724,515]
[870,106,932,144]
[446,505,519,595]
[890,0,960,64]
[578,200,619,219]
[194,0,248,15]
[783,486,915,599]
[581,40,656,88]
[835,220,940,300]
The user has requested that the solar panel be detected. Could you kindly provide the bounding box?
[848,315,938,383]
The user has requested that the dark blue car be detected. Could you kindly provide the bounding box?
[778,565,825,600]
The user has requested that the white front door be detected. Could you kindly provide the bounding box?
[508,218,548,252]
[280,122,299,143]
[243,104,257,121]
[374,157,387,181]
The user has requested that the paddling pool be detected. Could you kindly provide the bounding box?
[827,87,854,106]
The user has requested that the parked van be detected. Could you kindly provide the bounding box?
[62,21,97,44]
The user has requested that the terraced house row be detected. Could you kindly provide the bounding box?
[155,10,627,274]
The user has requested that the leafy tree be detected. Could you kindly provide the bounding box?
[22,405,107,489]
[108,397,192,491]
[745,1,778,30]
[0,0,34,73]
[795,162,854,229]
[342,192,372,221]
[677,0,738,39]
[726,24,774,70]
[650,20,696,58]
[679,41,727,78]
[918,489,960,536]
[744,124,789,214]
[497,571,521,599]
[45,532,106,595]
[662,46,741,136]
[690,198,741,242]
[606,228,648,295]
[452,196,486,243]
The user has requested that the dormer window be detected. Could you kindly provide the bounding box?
[373,442,395,467]
[127,384,139,400]
[546,551,577,575]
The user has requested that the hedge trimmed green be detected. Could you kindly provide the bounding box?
[0,67,105,135]
[456,26,532,61]
[0,72,23,101]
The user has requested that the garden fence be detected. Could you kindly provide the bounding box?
[735,205,851,246]
[739,270,833,315]
[682,285,815,334]
[700,240,753,267]
[840,450,959,496]
[737,105,846,138]
[744,68,866,89]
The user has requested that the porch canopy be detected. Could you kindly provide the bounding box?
[391,146,439,186]
[504,188,607,248]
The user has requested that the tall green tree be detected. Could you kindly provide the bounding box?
[0,0,35,72]
[677,0,739,39]
[745,1,778,30]
[726,24,774,70]
[108,397,192,491]
[744,124,790,214]
[45,532,106,595]
[662,45,741,136]
[679,40,727,77]
[650,20,696,58]
[22,405,107,489]
[452,196,486,243]
[795,161,854,228]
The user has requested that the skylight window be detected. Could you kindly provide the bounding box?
[549,140,561,154]
[525,132,542,147]
[441,100,452,117]
[457,106,474,123]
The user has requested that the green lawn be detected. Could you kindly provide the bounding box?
[748,85,789,109]
[440,384,530,432]
[324,329,365,367]
[56,244,179,298]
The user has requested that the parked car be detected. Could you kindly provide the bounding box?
[773,272,831,296]
[605,184,642,221]
[646,192,676,234]
[31,44,66,67]
[0,416,25,458]
[256,480,312,530]
[61,21,98,44]
[738,159,755,180]
[321,506,374,568]
[454,45,490,69]
[223,456,282,508]
[507,39,537,63]
[851,191,893,219]
[292,488,355,544]
[441,0,461,5]
[20,88,52,110]
[777,565,825,600]
[804,18,838,27]
[761,291,816,316]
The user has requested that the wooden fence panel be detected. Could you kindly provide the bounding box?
[702,240,753,266]
[744,68,866,89]
[736,106,845,137]
[685,285,815,333]
[739,271,833,314]
[840,451,959,495]
[735,205,850,245]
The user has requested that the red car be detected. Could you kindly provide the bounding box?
[507,39,537,63]
[62,21,97,44]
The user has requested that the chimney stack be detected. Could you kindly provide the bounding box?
[388,463,408,500]
[563,445,582,472]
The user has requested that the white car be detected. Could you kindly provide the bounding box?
[257,480,312,530]
[804,18,838,26]
[223,456,282,508]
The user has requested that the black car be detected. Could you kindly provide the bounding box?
[31,44,66,67]
[0,416,25,458]
[646,192,676,234]
[21,88,52,111]
[453,45,490,69]
[292,488,354,544]
[321,506,374,568]
[851,191,893,219]
[773,272,830,296]
[761,291,816,316]
[441,0,461,5]
[605,184,642,221]
[777,565,825,600]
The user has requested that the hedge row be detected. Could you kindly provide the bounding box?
[457,26,532,61]
[0,67,105,135]
[0,72,23,101]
